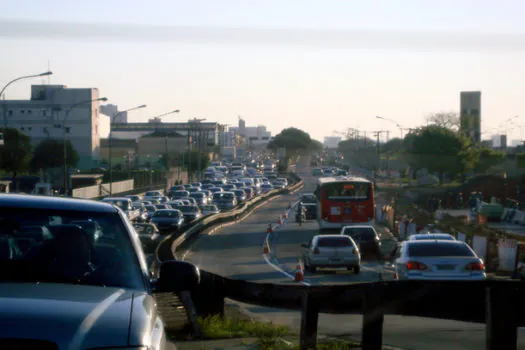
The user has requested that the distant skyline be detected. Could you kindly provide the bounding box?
[2,0,525,142]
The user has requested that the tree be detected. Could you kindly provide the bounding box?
[516,153,525,170]
[308,139,324,153]
[426,112,460,131]
[30,139,79,173]
[474,148,506,174]
[382,138,404,154]
[404,125,477,183]
[267,128,312,154]
[0,128,32,176]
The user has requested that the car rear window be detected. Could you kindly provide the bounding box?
[317,237,352,247]
[342,227,377,241]
[408,242,475,257]
[413,234,455,241]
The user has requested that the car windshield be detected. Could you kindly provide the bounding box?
[173,191,189,197]
[145,205,156,211]
[200,205,218,211]
[317,237,353,247]
[152,210,180,218]
[408,243,475,257]
[342,227,377,241]
[178,206,198,213]
[415,234,455,240]
[190,193,204,198]
[323,182,370,200]
[0,208,143,289]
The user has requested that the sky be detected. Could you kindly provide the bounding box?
[2,0,525,142]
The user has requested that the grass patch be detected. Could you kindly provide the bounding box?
[198,314,289,341]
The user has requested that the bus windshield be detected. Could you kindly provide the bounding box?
[322,182,370,200]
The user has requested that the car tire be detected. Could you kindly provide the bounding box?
[354,265,360,274]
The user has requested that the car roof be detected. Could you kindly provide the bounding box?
[314,234,351,239]
[404,239,465,246]
[0,194,118,213]
[342,225,375,229]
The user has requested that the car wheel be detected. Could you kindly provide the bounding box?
[354,265,360,274]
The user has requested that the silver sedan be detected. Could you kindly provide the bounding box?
[385,240,486,280]
[302,235,361,274]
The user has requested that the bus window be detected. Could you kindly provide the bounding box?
[323,182,370,200]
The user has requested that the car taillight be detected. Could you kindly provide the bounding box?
[465,262,485,271]
[313,247,320,254]
[406,261,427,270]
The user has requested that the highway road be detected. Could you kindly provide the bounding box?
[183,157,525,350]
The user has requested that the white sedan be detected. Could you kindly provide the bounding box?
[302,235,361,274]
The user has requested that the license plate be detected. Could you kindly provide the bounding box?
[437,264,455,270]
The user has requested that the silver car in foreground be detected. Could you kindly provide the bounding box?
[386,240,486,280]
[302,235,360,274]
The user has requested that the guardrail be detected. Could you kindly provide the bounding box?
[155,170,523,350]
[191,271,524,350]
[156,175,305,262]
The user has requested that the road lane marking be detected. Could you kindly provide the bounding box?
[263,200,313,286]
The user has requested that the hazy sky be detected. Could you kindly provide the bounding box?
[2,0,525,142]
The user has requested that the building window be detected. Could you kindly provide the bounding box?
[28,110,32,115]
[41,109,48,117]
[7,110,13,116]
[20,110,25,114]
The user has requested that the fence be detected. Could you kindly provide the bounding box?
[154,171,525,350]
[72,179,134,199]
[187,271,524,350]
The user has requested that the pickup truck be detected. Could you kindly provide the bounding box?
[101,197,141,222]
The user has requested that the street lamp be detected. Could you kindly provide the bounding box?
[2,71,53,127]
[63,97,108,196]
[152,109,180,120]
[109,104,147,196]
[376,116,404,139]
[187,118,206,182]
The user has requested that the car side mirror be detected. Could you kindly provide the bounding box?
[157,260,200,292]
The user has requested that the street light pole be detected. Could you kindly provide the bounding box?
[63,97,108,196]
[376,116,404,139]
[2,71,53,128]
[109,104,147,196]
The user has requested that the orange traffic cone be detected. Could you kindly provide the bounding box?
[278,215,283,225]
[263,238,271,254]
[267,224,273,233]
[294,259,304,282]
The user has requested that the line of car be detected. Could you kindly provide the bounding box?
[301,223,487,280]
[101,171,290,253]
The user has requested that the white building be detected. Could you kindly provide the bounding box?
[100,104,128,123]
[229,120,271,146]
[324,136,341,149]
[2,84,104,169]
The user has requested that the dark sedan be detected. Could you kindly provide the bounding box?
[132,222,162,253]
[150,209,185,232]
[340,225,381,259]
[233,189,247,203]
[176,205,202,222]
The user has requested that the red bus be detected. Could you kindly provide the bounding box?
[315,176,375,230]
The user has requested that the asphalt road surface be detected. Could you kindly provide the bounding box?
[183,157,525,350]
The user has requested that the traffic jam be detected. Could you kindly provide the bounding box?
[295,166,487,281]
